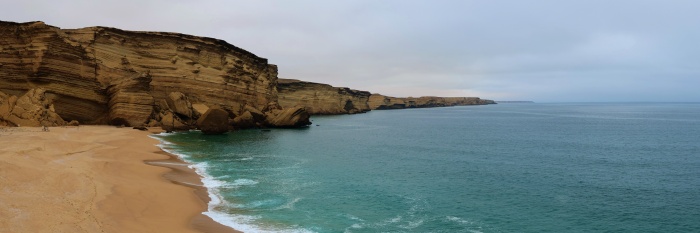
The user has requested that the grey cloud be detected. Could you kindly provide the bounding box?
[2,0,699,101]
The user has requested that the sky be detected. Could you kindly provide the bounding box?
[2,0,700,102]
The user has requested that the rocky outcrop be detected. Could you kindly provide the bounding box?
[230,105,266,129]
[277,79,371,115]
[0,88,65,126]
[160,111,189,131]
[368,94,495,110]
[166,92,197,120]
[196,107,229,134]
[0,20,310,129]
[0,91,14,126]
[368,94,408,110]
[265,106,311,128]
[232,111,257,129]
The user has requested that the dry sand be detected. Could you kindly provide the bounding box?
[0,126,240,233]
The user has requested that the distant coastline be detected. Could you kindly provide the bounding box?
[495,101,535,103]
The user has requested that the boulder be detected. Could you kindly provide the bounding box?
[0,91,14,120]
[166,92,195,119]
[196,108,230,134]
[191,103,209,117]
[244,105,266,122]
[133,125,148,131]
[265,107,311,128]
[146,119,160,127]
[160,112,189,131]
[4,88,65,127]
[232,111,257,129]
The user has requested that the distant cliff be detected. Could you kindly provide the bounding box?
[368,94,495,110]
[0,21,309,129]
[277,79,371,115]
[277,79,495,115]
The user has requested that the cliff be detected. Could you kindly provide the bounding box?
[368,94,495,110]
[277,79,371,115]
[276,79,495,115]
[0,21,309,129]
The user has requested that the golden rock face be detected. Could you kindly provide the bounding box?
[276,79,371,115]
[276,78,496,114]
[368,94,495,110]
[0,21,279,127]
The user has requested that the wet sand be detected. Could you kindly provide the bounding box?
[0,126,240,233]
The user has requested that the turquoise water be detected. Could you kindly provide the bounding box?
[154,103,700,232]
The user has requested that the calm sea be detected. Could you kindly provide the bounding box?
[153,103,700,233]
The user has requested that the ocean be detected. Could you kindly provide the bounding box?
[153,103,700,233]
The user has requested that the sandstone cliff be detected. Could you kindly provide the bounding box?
[0,20,309,130]
[276,78,495,114]
[277,79,371,115]
[368,94,495,110]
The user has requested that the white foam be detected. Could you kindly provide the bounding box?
[446,216,485,233]
[446,216,472,225]
[151,133,313,233]
[274,197,302,210]
[149,135,192,160]
[343,223,364,233]
[388,216,402,223]
[374,215,403,227]
[147,161,189,166]
[343,214,364,222]
[204,211,313,233]
[230,178,259,187]
[399,219,424,229]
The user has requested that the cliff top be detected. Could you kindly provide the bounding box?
[277,78,366,93]
[0,20,268,64]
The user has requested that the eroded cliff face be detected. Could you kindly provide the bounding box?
[277,79,371,115]
[277,78,495,114]
[368,94,495,110]
[0,21,307,130]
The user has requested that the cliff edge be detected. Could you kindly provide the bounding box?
[277,79,371,115]
[0,20,309,130]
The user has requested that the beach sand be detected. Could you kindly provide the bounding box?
[0,126,240,233]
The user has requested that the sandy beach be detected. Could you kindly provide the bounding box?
[0,126,240,233]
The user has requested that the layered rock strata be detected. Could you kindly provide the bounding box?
[368,94,495,110]
[277,79,495,114]
[0,20,310,131]
[277,79,371,115]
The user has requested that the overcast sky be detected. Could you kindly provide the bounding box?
[3,0,700,102]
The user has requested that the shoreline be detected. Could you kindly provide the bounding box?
[145,143,241,233]
[0,126,240,233]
